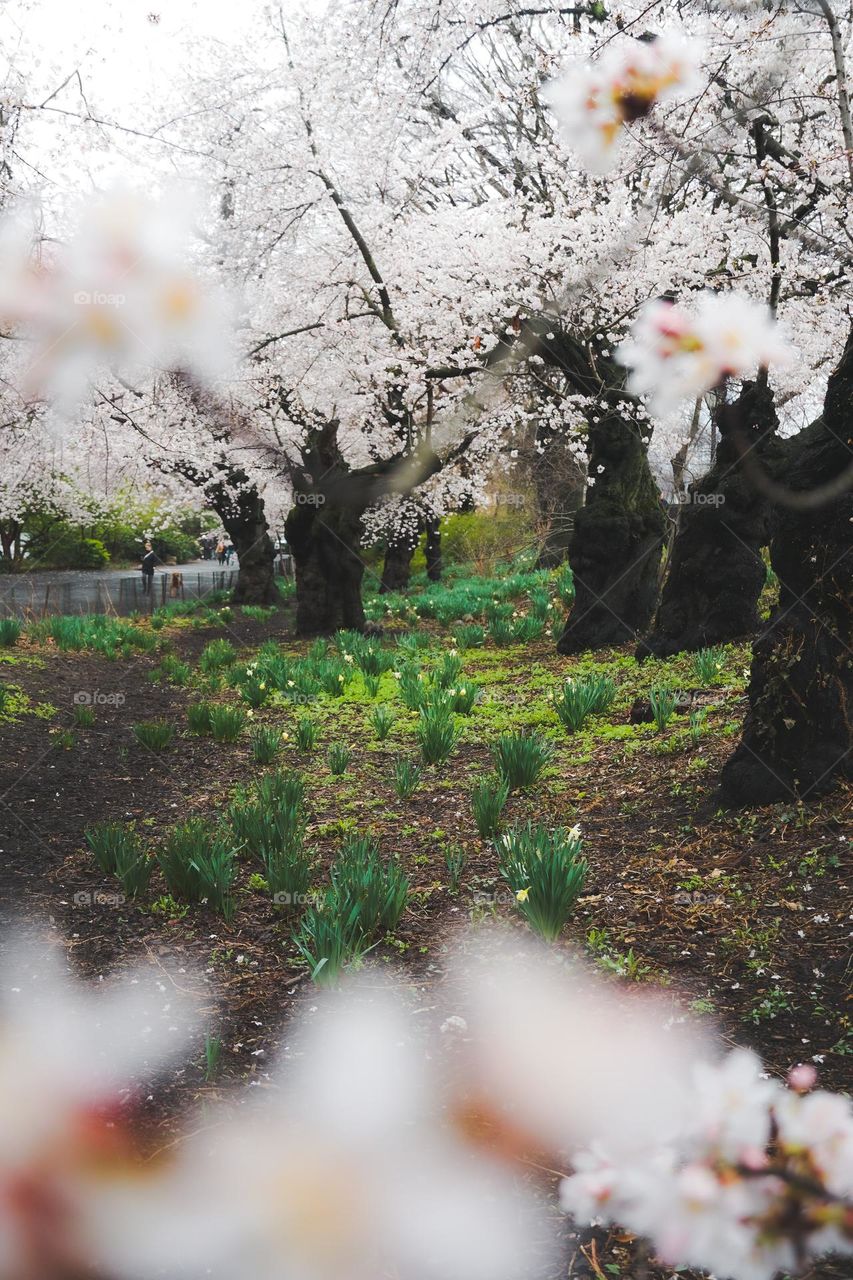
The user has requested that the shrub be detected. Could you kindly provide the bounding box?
[0,618,21,647]
[689,708,707,744]
[241,604,276,621]
[453,623,485,649]
[209,706,245,741]
[691,647,726,685]
[552,674,616,734]
[187,702,214,735]
[85,821,136,875]
[328,742,352,775]
[497,821,588,941]
[158,819,236,916]
[649,684,678,731]
[154,655,191,686]
[471,777,509,838]
[239,677,270,709]
[251,726,282,764]
[398,666,427,710]
[416,703,459,765]
[393,756,421,799]
[554,564,575,605]
[295,717,317,751]
[132,720,174,752]
[370,704,395,740]
[488,616,516,647]
[330,835,409,942]
[114,835,153,901]
[492,731,553,790]
[433,653,462,689]
[444,842,467,893]
[199,639,236,673]
[292,900,368,986]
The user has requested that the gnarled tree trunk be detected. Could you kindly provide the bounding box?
[557,411,666,653]
[208,471,277,606]
[637,381,781,659]
[425,518,442,582]
[532,427,585,569]
[381,528,418,593]
[285,499,366,635]
[721,335,853,805]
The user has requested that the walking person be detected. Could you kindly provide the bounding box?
[141,541,158,595]
[216,539,226,566]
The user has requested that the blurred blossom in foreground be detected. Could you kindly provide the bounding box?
[446,933,709,1160]
[615,292,792,417]
[0,934,200,1279]
[0,187,232,412]
[94,982,558,1280]
[561,1048,853,1280]
[547,32,702,172]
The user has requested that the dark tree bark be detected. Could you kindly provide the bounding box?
[488,316,666,653]
[531,426,585,569]
[425,518,443,582]
[380,529,418,593]
[557,410,667,653]
[721,334,853,805]
[637,381,782,659]
[285,499,366,635]
[207,471,277,606]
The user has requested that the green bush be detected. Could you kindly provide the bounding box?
[691,647,726,685]
[295,717,317,751]
[187,702,214,735]
[251,726,282,764]
[492,732,553,790]
[552,675,616,734]
[416,703,459,765]
[471,777,509,838]
[649,684,678,731]
[199,639,236,673]
[132,720,175,752]
[370,704,395,740]
[328,742,352,775]
[393,756,421,799]
[157,820,236,917]
[0,618,21,647]
[85,821,137,875]
[209,706,245,741]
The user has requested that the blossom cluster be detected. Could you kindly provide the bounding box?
[1,929,850,1280]
[547,32,703,172]
[616,293,793,417]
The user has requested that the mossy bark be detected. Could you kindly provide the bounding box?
[638,381,782,659]
[285,500,366,635]
[557,412,666,653]
[381,530,418,593]
[721,340,853,804]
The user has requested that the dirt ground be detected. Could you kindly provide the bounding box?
[0,603,850,1279]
